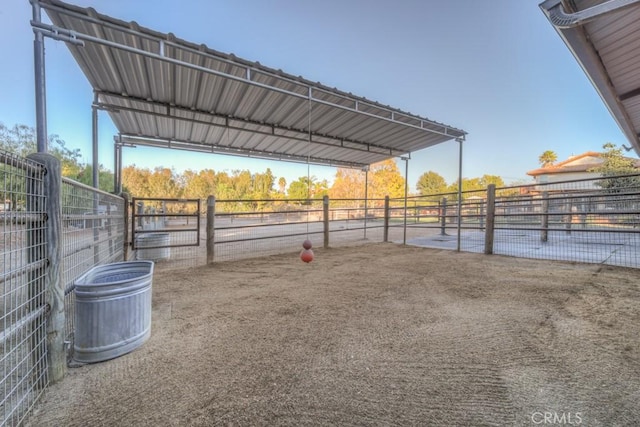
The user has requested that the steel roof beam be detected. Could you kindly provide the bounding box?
[94,91,408,157]
[118,135,367,169]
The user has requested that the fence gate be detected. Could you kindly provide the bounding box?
[131,198,201,259]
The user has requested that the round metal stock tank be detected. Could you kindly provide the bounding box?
[135,232,170,261]
[74,261,154,363]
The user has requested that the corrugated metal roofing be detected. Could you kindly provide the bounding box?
[35,0,467,169]
[540,0,640,156]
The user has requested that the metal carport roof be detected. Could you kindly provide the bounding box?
[33,0,467,170]
[540,0,640,156]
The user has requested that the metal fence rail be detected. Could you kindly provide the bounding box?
[199,174,639,269]
[0,151,48,427]
[0,149,126,426]
[488,177,640,266]
[398,175,640,268]
[61,178,125,362]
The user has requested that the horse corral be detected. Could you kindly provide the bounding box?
[26,244,640,426]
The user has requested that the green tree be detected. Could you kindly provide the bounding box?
[538,150,558,167]
[0,122,83,172]
[183,169,217,202]
[478,174,505,188]
[416,171,447,196]
[446,177,485,200]
[589,142,640,192]
[288,176,317,200]
[252,168,275,199]
[73,164,115,192]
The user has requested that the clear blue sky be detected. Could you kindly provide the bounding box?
[0,0,634,190]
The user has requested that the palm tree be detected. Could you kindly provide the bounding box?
[538,150,558,167]
[278,177,287,194]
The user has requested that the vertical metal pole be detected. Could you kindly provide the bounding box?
[91,98,101,263]
[123,193,130,261]
[114,135,122,194]
[363,167,368,240]
[33,2,48,153]
[402,157,409,245]
[383,196,390,242]
[207,196,215,264]
[113,140,119,194]
[92,96,99,189]
[456,138,464,252]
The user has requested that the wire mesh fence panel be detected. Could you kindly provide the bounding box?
[489,176,640,267]
[60,179,125,361]
[0,151,48,427]
[212,199,325,262]
[147,174,640,269]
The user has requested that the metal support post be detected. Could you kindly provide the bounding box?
[323,195,330,249]
[456,137,464,252]
[33,1,48,153]
[401,156,410,245]
[92,96,99,189]
[206,196,215,264]
[383,196,390,242]
[363,167,369,240]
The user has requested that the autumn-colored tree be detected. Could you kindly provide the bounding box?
[369,159,405,200]
[149,167,181,199]
[122,165,151,197]
[329,168,365,204]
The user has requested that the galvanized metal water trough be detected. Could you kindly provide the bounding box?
[135,232,171,261]
[74,260,154,363]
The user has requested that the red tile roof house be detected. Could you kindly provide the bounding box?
[525,152,640,227]
[526,151,640,192]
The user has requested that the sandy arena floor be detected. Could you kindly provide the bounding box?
[27,243,640,426]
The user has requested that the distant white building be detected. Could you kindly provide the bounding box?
[526,151,640,192]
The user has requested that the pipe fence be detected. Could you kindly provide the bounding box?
[0,149,126,427]
[1,151,48,427]
[61,178,126,365]
[197,174,639,268]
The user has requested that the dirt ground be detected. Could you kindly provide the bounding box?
[27,243,640,426]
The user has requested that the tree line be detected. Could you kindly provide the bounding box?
[12,123,639,210]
